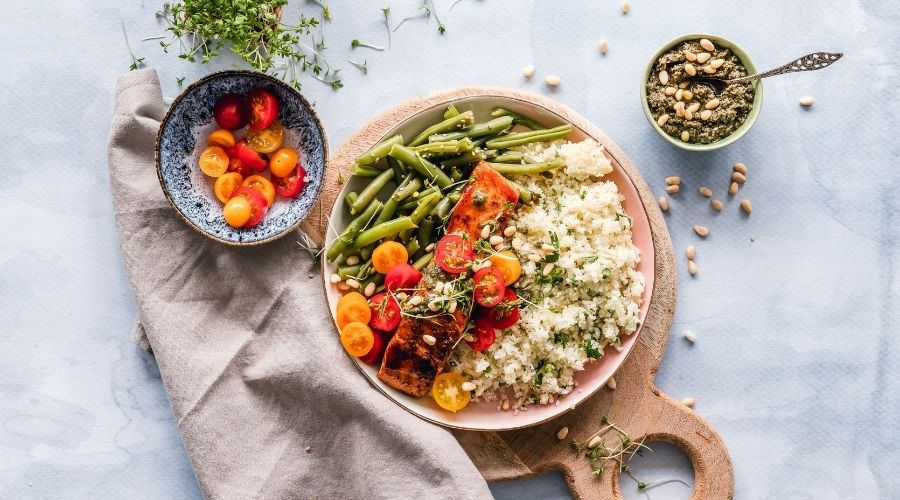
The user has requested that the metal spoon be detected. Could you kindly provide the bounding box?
[692,51,843,95]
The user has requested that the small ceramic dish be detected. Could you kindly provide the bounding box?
[641,33,763,151]
[156,70,327,246]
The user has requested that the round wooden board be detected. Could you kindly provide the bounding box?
[301,87,734,500]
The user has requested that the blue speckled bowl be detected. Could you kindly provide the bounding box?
[156,70,327,246]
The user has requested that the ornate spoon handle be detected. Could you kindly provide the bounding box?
[727,52,843,84]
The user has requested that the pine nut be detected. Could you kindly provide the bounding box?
[427,301,440,312]
[693,225,709,237]
[684,51,697,62]
[710,58,725,69]
[664,86,677,96]
[541,243,555,253]
[336,281,350,291]
[684,110,693,121]
[658,196,669,212]
[678,81,689,89]
[522,65,535,78]
[329,273,341,284]
[675,89,684,101]
[542,263,555,275]
[607,376,617,390]
[688,260,698,276]
[681,130,690,142]
[705,98,720,110]
[700,110,712,120]
[703,65,716,74]
[676,107,685,118]
[665,176,681,185]
[396,292,409,301]
[687,102,700,113]
[481,225,491,239]
[666,184,680,194]
[588,436,603,449]
[732,171,746,184]
[489,235,503,246]
[545,74,561,86]
[464,334,475,342]
[698,186,712,197]
[425,243,435,252]
[502,399,510,410]
[659,70,669,85]
[621,0,629,14]
[408,295,423,306]
[681,397,696,408]
[699,38,715,51]
[799,96,815,106]
[711,199,723,211]
[557,427,569,440]
[504,225,516,237]
[364,282,376,297]
[422,334,437,345]
[528,253,541,262]
[741,199,753,214]
[448,299,458,313]
[729,181,739,195]
[686,245,696,260]
[696,52,711,64]
[684,330,697,342]
[684,63,696,76]
[733,162,747,175]
[345,278,360,289]
[657,114,670,126]
[682,90,694,101]
[599,39,609,55]
[673,101,685,112]
[461,381,476,391]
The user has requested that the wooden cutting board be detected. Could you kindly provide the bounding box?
[301,87,734,500]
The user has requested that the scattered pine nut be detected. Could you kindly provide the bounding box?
[665,176,681,185]
[425,243,435,252]
[710,58,725,69]
[799,96,814,107]
[665,184,680,194]
[588,435,603,448]
[329,273,341,284]
[675,88,684,101]
[658,196,670,212]
[732,172,746,184]
[541,243,555,253]
[544,74,561,86]
[489,235,504,246]
[364,282,376,297]
[557,427,569,440]
[681,397,696,408]
[336,281,350,291]
[696,52,711,64]
[658,70,669,85]
[686,245,696,260]
[503,225,516,237]
[688,260,698,276]
[705,98,720,110]
[422,334,437,345]
[703,64,717,74]
[698,186,712,197]
[461,381,476,392]
[543,263,555,275]
[681,130,690,142]
[664,86,677,96]
[345,278,360,289]
[684,330,697,343]
[621,0,629,14]
[684,51,697,62]
[700,109,712,121]
[607,376,617,390]
[502,399,510,411]
[711,199,723,211]
[657,114,670,126]
[522,65,535,78]
[345,255,360,266]
[684,110,693,121]
[699,38,715,51]
[480,225,491,239]
[684,63,696,76]
[693,225,709,237]
[599,39,609,55]
[741,199,753,214]
[728,181,739,195]
[733,162,748,175]
[682,90,694,101]
[408,295,423,306]
[305,446,312,453]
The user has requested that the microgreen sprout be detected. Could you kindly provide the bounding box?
[176,76,185,87]
[121,21,145,71]
[351,39,385,51]
[347,58,368,74]
[381,8,392,48]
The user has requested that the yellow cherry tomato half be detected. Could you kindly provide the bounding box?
[242,175,276,206]
[490,250,522,285]
[245,121,284,154]
[340,322,375,357]
[269,148,299,178]
[223,195,252,228]
[337,295,372,329]
[206,129,236,149]
[214,172,244,204]
[372,241,409,274]
[199,146,229,178]
[432,372,471,413]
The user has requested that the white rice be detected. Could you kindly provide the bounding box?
[449,139,644,408]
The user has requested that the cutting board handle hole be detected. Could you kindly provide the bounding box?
[618,441,694,499]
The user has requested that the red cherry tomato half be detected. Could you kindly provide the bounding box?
[368,293,402,332]
[359,331,388,365]
[435,234,474,274]
[466,317,496,352]
[235,140,268,172]
[384,263,422,292]
[473,267,506,307]
[248,88,279,131]
[231,187,268,227]
[214,93,248,131]
[482,289,520,329]
[226,153,251,178]
[273,165,306,198]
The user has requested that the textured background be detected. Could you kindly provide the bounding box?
[1,0,897,498]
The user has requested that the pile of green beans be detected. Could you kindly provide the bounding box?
[325,104,572,283]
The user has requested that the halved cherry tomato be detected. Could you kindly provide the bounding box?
[242,175,276,206]
[435,234,474,274]
[225,148,252,178]
[490,250,522,285]
[466,317,496,352]
[198,146,229,177]
[338,292,368,311]
[269,148,299,177]
[359,331,388,364]
[384,263,422,292]
[214,93,248,131]
[368,293,401,332]
[372,241,409,274]
[230,187,268,227]
[214,172,244,204]
[432,372,471,413]
[340,322,375,357]
[235,139,268,172]
[473,267,506,307]
[337,293,372,328]
[481,289,520,329]
[223,196,252,228]
[273,165,306,198]
[248,88,279,131]
[246,121,284,154]
[207,129,236,149]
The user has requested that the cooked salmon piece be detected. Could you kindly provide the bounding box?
[378,163,518,397]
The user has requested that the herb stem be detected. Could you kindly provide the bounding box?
[121,20,145,71]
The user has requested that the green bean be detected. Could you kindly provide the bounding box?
[485,124,573,149]
[398,186,441,210]
[490,107,544,130]
[350,168,394,215]
[374,198,398,226]
[412,252,433,270]
[428,116,513,143]
[417,217,435,254]
[411,138,475,157]
[355,135,402,166]
[405,238,420,256]
[387,156,406,179]
[492,152,524,163]
[326,200,382,262]
[388,144,453,189]
[344,191,359,209]
[487,158,567,175]
[408,111,475,146]
[431,195,454,220]
[353,217,417,249]
[360,244,375,261]
[391,175,423,201]
[449,191,462,204]
[351,164,382,178]
[410,192,441,225]
[337,264,362,279]
[443,104,459,119]
[441,150,488,168]
[503,176,537,204]
[449,168,464,181]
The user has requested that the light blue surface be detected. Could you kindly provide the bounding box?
[1,1,897,499]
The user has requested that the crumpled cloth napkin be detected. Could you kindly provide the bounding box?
[108,69,492,500]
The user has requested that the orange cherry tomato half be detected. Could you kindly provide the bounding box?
[207,129,236,149]
[248,88,279,131]
[372,241,409,274]
[435,234,474,274]
[242,175,276,206]
[269,148,299,177]
[338,291,368,311]
[358,331,388,365]
[214,172,244,204]
[340,322,375,357]
[432,372,471,413]
[223,196,252,228]
[337,294,372,329]
[245,121,284,154]
[489,250,522,285]
[230,187,268,227]
[198,146,229,178]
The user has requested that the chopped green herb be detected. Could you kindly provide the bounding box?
[584,338,602,359]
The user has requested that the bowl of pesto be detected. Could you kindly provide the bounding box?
[641,34,763,151]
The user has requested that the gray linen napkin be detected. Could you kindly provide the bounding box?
[108,69,492,500]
